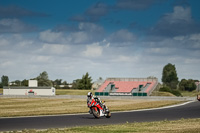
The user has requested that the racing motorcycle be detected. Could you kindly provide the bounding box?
[87,98,111,119]
[197,94,200,101]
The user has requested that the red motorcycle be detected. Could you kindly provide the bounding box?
[197,94,200,101]
[87,98,111,118]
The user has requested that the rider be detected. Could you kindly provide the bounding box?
[87,92,105,113]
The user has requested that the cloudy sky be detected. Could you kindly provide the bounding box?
[0,0,200,83]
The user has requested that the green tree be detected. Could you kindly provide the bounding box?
[62,81,68,85]
[21,79,28,86]
[36,71,52,86]
[1,75,9,87]
[77,72,93,90]
[13,80,21,86]
[72,79,81,89]
[52,79,63,89]
[53,79,62,86]
[162,63,179,89]
[179,79,196,92]
[179,79,187,91]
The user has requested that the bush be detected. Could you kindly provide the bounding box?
[159,86,171,92]
[159,86,182,97]
[171,89,182,97]
[179,79,197,92]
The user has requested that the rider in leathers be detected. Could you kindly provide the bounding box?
[87,92,105,114]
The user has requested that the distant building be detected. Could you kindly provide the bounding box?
[3,80,55,96]
[95,77,158,96]
[92,78,104,90]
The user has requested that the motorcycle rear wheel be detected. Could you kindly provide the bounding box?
[92,108,100,118]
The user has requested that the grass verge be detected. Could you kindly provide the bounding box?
[8,118,200,133]
[56,89,95,95]
[0,98,183,117]
[150,91,176,96]
[181,90,200,97]
[0,88,2,94]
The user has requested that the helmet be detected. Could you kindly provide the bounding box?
[87,92,93,98]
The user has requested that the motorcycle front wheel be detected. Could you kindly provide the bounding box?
[92,107,100,118]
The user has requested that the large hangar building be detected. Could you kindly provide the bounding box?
[3,80,55,96]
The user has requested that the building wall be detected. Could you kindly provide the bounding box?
[3,87,55,96]
[29,80,38,87]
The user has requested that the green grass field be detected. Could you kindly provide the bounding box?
[0,88,191,118]
[56,89,95,95]
[0,97,182,117]
[6,118,200,133]
[181,90,200,97]
[150,91,176,96]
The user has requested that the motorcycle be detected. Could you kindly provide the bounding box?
[197,94,200,101]
[87,98,111,119]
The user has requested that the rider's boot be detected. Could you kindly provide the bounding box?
[100,109,105,116]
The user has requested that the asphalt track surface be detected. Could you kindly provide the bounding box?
[0,101,200,131]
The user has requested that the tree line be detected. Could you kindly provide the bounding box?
[1,63,199,92]
[0,71,93,90]
[0,75,9,88]
[161,63,198,96]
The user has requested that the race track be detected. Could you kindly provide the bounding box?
[0,101,199,131]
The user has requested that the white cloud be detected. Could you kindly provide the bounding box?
[118,55,131,62]
[68,22,104,44]
[184,58,200,64]
[0,61,13,68]
[189,34,200,41]
[172,34,200,49]
[30,55,53,63]
[173,36,185,41]
[69,31,89,44]
[37,43,70,55]
[105,42,110,48]
[83,43,103,57]
[79,22,104,33]
[18,40,34,47]
[146,47,176,55]
[0,24,199,83]
[191,43,200,49]
[0,18,36,33]
[108,29,136,43]
[150,6,199,37]
[112,55,138,63]
[0,38,9,46]
[39,30,64,43]
[39,23,105,44]
[167,6,192,23]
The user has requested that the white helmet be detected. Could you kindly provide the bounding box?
[87,92,93,98]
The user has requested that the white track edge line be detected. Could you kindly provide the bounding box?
[112,101,195,113]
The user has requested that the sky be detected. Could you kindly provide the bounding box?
[0,0,200,83]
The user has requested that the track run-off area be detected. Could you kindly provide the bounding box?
[0,99,199,132]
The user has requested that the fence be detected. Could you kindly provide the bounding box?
[95,92,148,96]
